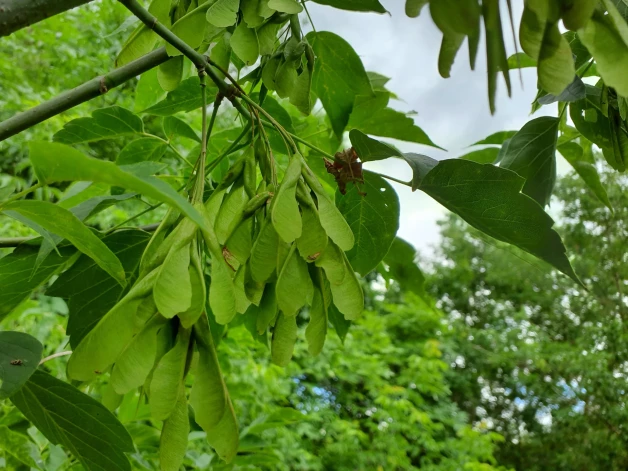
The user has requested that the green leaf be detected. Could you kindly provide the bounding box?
[154,244,193,317]
[569,90,614,151]
[537,23,575,96]
[438,33,465,79]
[430,0,480,36]
[336,172,400,276]
[117,137,168,165]
[305,285,327,356]
[163,116,200,142]
[0,244,75,324]
[311,0,386,13]
[413,157,579,284]
[564,31,592,70]
[483,0,511,114]
[231,22,259,66]
[458,147,500,164]
[47,230,150,347]
[349,129,400,162]
[348,92,441,149]
[602,0,628,47]
[0,425,44,469]
[250,217,280,283]
[558,141,613,212]
[307,31,374,137]
[383,237,427,297]
[471,130,517,146]
[302,165,355,251]
[53,106,144,144]
[499,116,559,207]
[537,76,585,105]
[66,269,159,381]
[0,331,43,399]
[276,246,313,317]
[110,315,166,394]
[206,0,240,27]
[167,1,213,56]
[143,77,218,116]
[160,386,189,471]
[578,13,628,96]
[150,327,190,420]
[191,315,227,429]
[2,201,127,286]
[328,301,350,342]
[135,68,166,112]
[562,0,598,30]
[158,56,184,92]
[268,0,303,13]
[507,52,536,69]
[271,157,302,243]
[29,141,210,232]
[405,0,428,17]
[11,370,134,471]
[271,313,298,366]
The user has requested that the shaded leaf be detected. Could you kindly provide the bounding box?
[117,138,168,165]
[558,142,613,212]
[383,237,427,297]
[29,142,209,232]
[578,13,628,96]
[412,157,580,284]
[2,200,126,286]
[0,244,75,324]
[143,77,218,116]
[0,331,43,399]
[166,2,213,56]
[47,230,150,347]
[471,130,517,146]
[11,370,134,471]
[163,116,200,142]
[336,172,400,276]
[348,92,441,149]
[499,116,559,207]
[311,0,386,12]
[53,106,143,144]
[307,31,373,137]
[537,76,585,105]
[458,147,500,164]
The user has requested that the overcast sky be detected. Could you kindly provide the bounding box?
[304,0,563,258]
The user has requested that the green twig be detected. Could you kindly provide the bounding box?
[0,182,43,209]
[370,171,412,188]
[205,125,251,176]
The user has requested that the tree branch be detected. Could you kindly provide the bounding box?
[117,0,251,117]
[0,47,169,142]
[0,0,95,37]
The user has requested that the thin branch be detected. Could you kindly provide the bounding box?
[39,350,72,365]
[369,171,412,187]
[0,47,169,142]
[0,182,43,209]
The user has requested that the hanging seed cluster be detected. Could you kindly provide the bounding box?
[66,135,364,466]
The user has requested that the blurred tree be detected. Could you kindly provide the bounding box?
[430,169,628,471]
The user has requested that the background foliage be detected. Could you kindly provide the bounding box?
[2,0,628,470]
